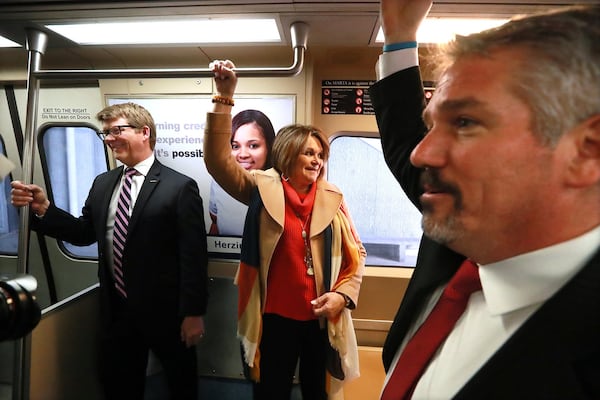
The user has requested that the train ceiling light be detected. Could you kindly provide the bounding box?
[375,17,508,44]
[45,18,281,46]
[0,35,20,48]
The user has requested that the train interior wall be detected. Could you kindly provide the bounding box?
[0,44,428,398]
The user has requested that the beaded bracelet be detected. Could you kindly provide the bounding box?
[212,95,235,106]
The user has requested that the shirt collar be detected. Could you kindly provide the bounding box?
[126,154,154,178]
[479,225,600,316]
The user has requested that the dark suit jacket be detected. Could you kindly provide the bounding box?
[32,160,208,334]
[370,67,600,398]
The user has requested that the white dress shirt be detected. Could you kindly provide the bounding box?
[106,154,155,276]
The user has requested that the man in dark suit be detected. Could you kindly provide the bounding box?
[11,102,208,399]
[370,0,600,398]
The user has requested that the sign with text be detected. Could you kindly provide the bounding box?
[321,80,375,115]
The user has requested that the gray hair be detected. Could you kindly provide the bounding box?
[432,5,600,146]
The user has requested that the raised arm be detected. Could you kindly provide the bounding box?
[369,0,432,209]
[203,60,256,205]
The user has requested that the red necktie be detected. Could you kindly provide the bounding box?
[381,259,481,400]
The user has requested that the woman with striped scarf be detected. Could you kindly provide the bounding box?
[204,59,366,400]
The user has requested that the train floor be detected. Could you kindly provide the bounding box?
[0,377,302,400]
[145,374,302,400]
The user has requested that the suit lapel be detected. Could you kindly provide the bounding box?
[383,237,464,370]
[99,167,124,232]
[310,180,342,238]
[456,248,600,398]
[255,170,285,228]
[128,160,161,235]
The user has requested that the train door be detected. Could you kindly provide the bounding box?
[0,83,107,400]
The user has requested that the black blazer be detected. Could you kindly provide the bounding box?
[370,67,600,399]
[32,160,208,333]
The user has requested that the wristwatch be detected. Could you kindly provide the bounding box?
[337,292,352,308]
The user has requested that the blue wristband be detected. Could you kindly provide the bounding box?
[383,41,418,52]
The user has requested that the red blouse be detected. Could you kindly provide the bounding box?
[264,180,318,321]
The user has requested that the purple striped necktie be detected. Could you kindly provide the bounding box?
[113,167,137,298]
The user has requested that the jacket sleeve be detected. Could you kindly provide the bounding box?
[203,112,256,205]
[30,179,101,246]
[369,66,428,210]
[176,178,209,316]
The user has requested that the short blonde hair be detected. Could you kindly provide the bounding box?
[96,102,157,149]
[271,124,330,179]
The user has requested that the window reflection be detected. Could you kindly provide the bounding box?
[328,135,422,267]
[0,137,19,255]
[42,125,108,258]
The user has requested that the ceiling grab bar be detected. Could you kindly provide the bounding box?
[32,21,309,80]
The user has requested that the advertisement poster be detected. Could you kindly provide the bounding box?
[108,95,295,259]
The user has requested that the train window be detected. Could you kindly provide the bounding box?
[328,135,422,267]
[41,125,108,258]
[0,137,19,255]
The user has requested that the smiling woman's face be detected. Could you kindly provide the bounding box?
[288,135,324,191]
[231,122,268,170]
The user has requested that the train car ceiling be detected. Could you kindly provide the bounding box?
[0,0,597,72]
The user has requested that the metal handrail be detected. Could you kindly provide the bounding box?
[32,21,308,80]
